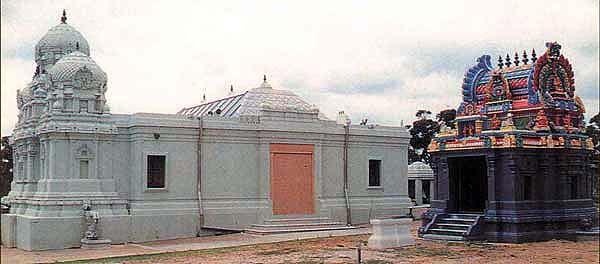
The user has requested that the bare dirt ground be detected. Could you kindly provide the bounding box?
[63,223,599,264]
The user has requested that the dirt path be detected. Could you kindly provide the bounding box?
[64,234,598,264]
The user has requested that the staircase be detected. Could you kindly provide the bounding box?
[420,213,484,241]
[245,217,356,235]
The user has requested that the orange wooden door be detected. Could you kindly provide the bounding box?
[270,144,314,215]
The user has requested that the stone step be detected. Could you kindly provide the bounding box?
[251,222,345,228]
[435,223,471,229]
[446,213,481,219]
[264,217,332,224]
[439,218,475,223]
[245,225,357,235]
[422,234,466,241]
[429,228,467,235]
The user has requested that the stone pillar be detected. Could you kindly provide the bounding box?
[415,180,423,205]
[429,180,434,203]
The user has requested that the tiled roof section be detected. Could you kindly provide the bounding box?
[177,92,246,117]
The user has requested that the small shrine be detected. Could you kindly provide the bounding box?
[419,42,597,243]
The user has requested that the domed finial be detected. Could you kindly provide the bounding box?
[230,84,234,93]
[76,42,80,50]
[514,52,520,66]
[61,9,67,24]
[263,74,267,82]
[202,93,206,103]
[531,48,537,63]
[504,54,511,67]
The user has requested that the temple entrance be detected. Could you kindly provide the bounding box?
[448,156,488,213]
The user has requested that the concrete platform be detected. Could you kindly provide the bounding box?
[1,226,372,264]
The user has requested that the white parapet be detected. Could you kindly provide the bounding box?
[368,218,415,249]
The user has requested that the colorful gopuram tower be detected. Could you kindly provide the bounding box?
[419,42,597,243]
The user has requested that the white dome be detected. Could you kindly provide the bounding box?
[48,51,107,86]
[35,23,90,61]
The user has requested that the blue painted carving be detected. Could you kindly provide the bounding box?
[462,55,493,102]
[527,69,540,105]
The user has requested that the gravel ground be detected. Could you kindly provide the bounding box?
[66,223,599,264]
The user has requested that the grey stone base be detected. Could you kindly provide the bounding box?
[81,238,111,249]
[368,218,415,249]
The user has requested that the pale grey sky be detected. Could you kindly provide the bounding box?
[1,0,599,136]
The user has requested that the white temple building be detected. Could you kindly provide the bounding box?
[1,11,411,250]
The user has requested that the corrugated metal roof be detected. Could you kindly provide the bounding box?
[177,92,246,118]
[177,80,329,120]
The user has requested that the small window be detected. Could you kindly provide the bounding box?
[80,160,89,179]
[368,159,381,187]
[147,155,166,188]
[79,100,88,113]
[408,180,416,200]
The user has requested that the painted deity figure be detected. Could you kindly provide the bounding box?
[563,115,571,128]
[534,110,550,131]
[489,136,497,146]
[501,113,517,131]
[490,115,501,130]
[558,136,565,146]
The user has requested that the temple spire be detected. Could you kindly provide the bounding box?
[522,50,529,65]
[61,9,67,24]
[514,52,520,66]
[531,48,537,63]
[498,55,504,69]
[260,74,272,89]
[505,54,512,67]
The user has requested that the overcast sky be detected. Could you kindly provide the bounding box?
[1,0,599,136]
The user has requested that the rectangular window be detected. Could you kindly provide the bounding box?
[368,159,381,187]
[408,180,416,200]
[80,160,89,179]
[147,155,166,188]
[79,100,88,113]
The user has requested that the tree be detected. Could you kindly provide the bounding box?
[437,109,457,129]
[0,136,13,198]
[585,113,600,153]
[408,109,457,164]
[408,110,439,164]
[584,112,599,207]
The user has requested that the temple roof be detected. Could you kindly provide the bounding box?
[177,78,327,119]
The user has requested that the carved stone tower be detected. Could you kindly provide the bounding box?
[2,10,128,250]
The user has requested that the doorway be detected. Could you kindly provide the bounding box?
[270,144,315,215]
[448,156,488,213]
